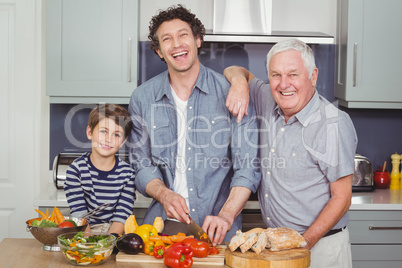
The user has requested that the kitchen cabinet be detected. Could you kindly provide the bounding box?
[46,0,139,103]
[349,210,402,267]
[335,0,402,109]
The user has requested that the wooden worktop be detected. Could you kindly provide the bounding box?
[0,238,228,268]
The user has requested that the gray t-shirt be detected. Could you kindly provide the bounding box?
[250,78,358,232]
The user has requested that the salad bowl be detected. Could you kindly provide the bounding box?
[58,232,116,266]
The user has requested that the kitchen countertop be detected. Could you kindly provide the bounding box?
[0,238,228,267]
[34,183,402,211]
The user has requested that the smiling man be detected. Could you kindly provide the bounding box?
[224,39,358,268]
[128,5,261,245]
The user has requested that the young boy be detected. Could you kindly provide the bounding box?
[64,104,135,235]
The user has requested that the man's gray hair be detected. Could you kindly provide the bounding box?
[266,39,316,78]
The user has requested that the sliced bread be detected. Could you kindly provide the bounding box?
[240,232,258,253]
[228,230,247,252]
[251,230,268,254]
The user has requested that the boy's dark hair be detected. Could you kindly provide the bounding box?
[148,5,206,61]
[88,104,132,139]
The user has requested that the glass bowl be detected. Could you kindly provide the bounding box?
[57,232,116,266]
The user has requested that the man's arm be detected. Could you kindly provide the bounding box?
[145,178,190,224]
[202,186,251,246]
[224,66,255,122]
[202,82,261,245]
[128,97,190,224]
[302,174,353,249]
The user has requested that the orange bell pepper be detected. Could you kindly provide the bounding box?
[54,207,65,224]
[35,209,47,219]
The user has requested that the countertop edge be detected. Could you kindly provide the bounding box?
[34,184,402,211]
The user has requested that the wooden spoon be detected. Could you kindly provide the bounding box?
[382,161,387,172]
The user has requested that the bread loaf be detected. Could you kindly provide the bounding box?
[265,227,307,251]
[228,227,306,254]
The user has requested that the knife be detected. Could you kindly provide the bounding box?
[187,216,212,244]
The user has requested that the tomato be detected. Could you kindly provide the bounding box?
[189,241,210,258]
[181,237,198,247]
[134,224,159,243]
[57,221,75,228]
[209,246,219,255]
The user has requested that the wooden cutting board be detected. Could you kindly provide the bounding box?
[116,245,226,266]
[225,247,310,268]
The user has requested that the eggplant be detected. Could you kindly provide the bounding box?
[116,233,144,255]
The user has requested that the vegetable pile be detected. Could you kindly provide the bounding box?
[120,215,220,267]
[58,231,114,265]
[32,207,79,228]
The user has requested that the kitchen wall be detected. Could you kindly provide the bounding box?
[48,0,402,177]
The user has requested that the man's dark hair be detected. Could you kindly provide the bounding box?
[148,5,206,61]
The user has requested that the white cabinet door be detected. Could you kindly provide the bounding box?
[335,0,402,108]
[46,0,138,103]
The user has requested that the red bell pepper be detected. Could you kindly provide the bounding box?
[153,245,165,259]
[163,243,193,268]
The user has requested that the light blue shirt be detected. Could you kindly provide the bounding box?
[128,64,261,241]
[249,78,357,233]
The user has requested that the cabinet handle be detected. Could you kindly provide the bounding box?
[353,43,357,87]
[128,38,132,82]
[369,226,402,230]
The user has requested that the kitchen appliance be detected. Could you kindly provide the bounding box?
[213,0,272,35]
[353,154,374,192]
[52,152,129,189]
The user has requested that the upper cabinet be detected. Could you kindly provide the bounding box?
[335,0,402,108]
[46,0,138,103]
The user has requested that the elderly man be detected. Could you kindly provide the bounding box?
[224,39,357,267]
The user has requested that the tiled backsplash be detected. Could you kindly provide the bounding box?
[50,41,402,171]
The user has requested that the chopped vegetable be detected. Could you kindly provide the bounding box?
[209,246,219,255]
[32,219,58,228]
[58,232,114,265]
[54,207,65,224]
[34,209,48,219]
[32,207,68,226]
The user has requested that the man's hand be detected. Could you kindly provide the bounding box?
[145,178,190,224]
[201,186,252,246]
[202,215,232,246]
[159,189,190,224]
[225,82,249,123]
[224,66,254,123]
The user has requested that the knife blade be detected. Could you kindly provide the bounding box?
[187,216,211,244]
